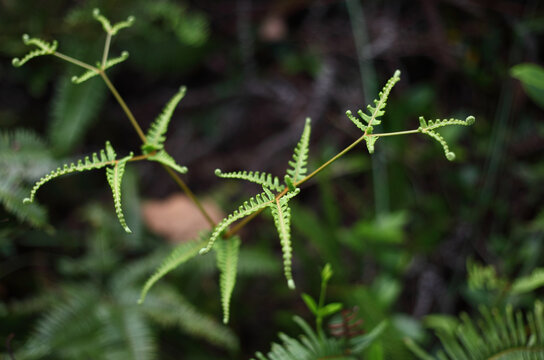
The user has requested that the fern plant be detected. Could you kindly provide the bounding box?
[405,301,544,360]
[12,8,475,327]
[14,10,189,234]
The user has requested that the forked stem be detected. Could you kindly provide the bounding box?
[50,49,216,228]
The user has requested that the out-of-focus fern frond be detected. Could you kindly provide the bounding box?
[0,180,48,228]
[215,236,241,324]
[12,34,58,67]
[407,301,544,360]
[148,150,187,174]
[49,77,106,154]
[139,236,206,304]
[511,268,544,295]
[286,117,311,183]
[142,86,187,153]
[143,285,239,351]
[93,8,135,36]
[215,169,283,192]
[106,154,133,233]
[252,316,355,360]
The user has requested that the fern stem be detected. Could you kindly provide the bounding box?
[53,52,98,72]
[296,134,366,187]
[99,72,147,143]
[99,72,216,229]
[370,129,420,137]
[162,164,216,227]
[101,32,112,68]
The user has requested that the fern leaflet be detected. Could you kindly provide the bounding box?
[199,190,276,255]
[286,117,312,183]
[215,236,241,324]
[142,86,187,153]
[215,169,283,192]
[12,34,58,67]
[106,153,133,233]
[24,141,117,204]
[418,116,475,161]
[93,8,135,35]
[148,150,187,174]
[346,69,401,130]
[71,51,130,84]
[139,237,206,304]
[269,188,300,289]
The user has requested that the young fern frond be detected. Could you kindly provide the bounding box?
[24,141,118,204]
[142,86,187,153]
[407,301,544,360]
[215,236,241,324]
[148,150,187,174]
[417,115,475,161]
[0,181,48,228]
[12,34,58,67]
[346,70,401,153]
[346,69,401,129]
[138,237,207,304]
[418,116,475,161]
[269,188,301,289]
[199,190,276,255]
[286,117,311,183]
[71,51,130,84]
[93,8,135,36]
[215,169,283,192]
[106,154,133,233]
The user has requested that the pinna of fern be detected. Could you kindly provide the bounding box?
[345,70,475,160]
[22,141,135,233]
[201,117,313,291]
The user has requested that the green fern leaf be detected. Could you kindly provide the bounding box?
[49,77,106,155]
[148,150,187,174]
[71,51,130,84]
[139,237,206,304]
[12,34,58,67]
[418,116,475,161]
[346,69,401,131]
[286,117,312,183]
[364,126,378,154]
[142,86,187,153]
[200,190,276,255]
[93,8,135,36]
[215,236,241,324]
[215,169,283,192]
[418,125,456,161]
[24,141,117,204]
[269,188,300,289]
[106,153,133,233]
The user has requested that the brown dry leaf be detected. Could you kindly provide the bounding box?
[142,194,223,243]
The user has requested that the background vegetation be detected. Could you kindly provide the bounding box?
[1,0,543,358]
